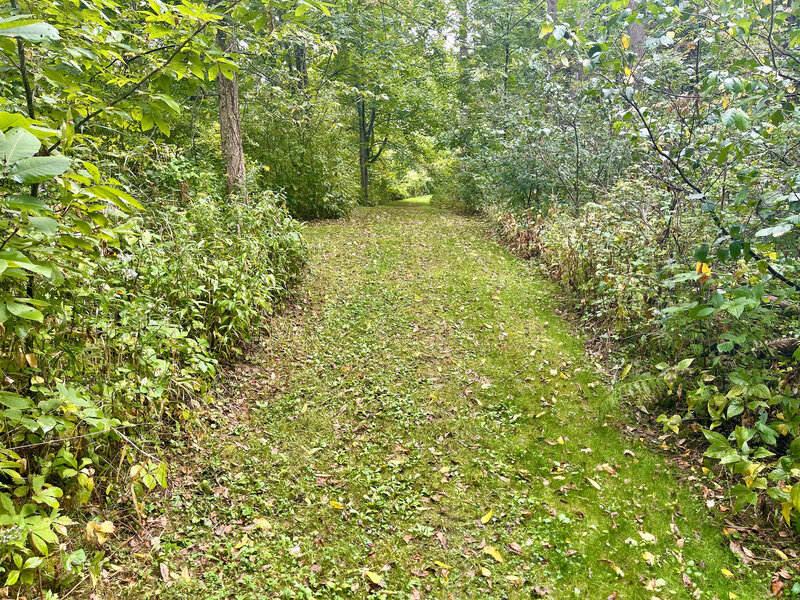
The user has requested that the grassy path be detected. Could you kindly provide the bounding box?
[126,200,769,599]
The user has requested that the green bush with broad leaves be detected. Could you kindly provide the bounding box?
[0,110,307,591]
[489,177,800,528]
[444,0,800,532]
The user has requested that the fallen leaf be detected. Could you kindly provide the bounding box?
[772,576,785,598]
[364,570,384,586]
[86,520,115,546]
[729,540,753,565]
[484,545,504,563]
[638,531,656,543]
[507,542,523,555]
[481,509,493,524]
[598,558,624,577]
[585,477,602,491]
[435,531,448,549]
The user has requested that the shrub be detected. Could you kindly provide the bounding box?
[489,178,800,529]
[0,114,306,590]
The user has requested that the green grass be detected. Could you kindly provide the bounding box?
[391,194,432,205]
[110,204,771,599]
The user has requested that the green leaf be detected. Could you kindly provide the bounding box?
[4,194,47,211]
[38,415,58,433]
[0,127,41,164]
[791,483,800,511]
[10,156,71,184]
[4,570,19,587]
[0,17,60,42]
[82,160,101,184]
[0,112,32,130]
[154,117,170,137]
[28,216,59,235]
[0,392,32,410]
[6,301,43,322]
[721,108,750,131]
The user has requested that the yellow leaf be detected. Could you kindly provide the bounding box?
[434,560,453,569]
[330,500,343,509]
[481,509,493,524]
[721,568,734,579]
[643,551,655,566]
[540,23,554,38]
[86,520,115,546]
[234,535,251,549]
[484,545,504,563]
[639,531,657,543]
[364,570,383,585]
[695,262,711,283]
[481,566,491,577]
[254,518,271,530]
[782,502,794,526]
[621,33,631,49]
[98,521,115,533]
[666,31,675,39]
[181,566,191,582]
[556,436,565,445]
[586,477,602,490]
[620,363,632,380]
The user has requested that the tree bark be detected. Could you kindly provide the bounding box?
[547,0,557,21]
[627,0,646,57]
[294,43,309,90]
[216,27,247,201]
[357,95,370,204]
[757,337,800,357]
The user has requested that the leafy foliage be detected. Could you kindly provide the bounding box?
[446,0,800,532]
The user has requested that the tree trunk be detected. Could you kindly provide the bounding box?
[216,27,247,201]
[547,0,557,21]
[294,43,309,90]
[357,95,369,204]
[627,0,646,57]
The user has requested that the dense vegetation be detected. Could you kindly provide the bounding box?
[1,0,799,595]
[437,0,800,538]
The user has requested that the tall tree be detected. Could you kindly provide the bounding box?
[215,21,248,200]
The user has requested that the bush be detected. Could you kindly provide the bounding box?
[0,117,306,590]
[244,92,359,220]
[489,178,800,529]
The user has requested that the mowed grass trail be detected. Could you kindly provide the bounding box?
[120,201,770,599]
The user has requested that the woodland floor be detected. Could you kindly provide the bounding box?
[109,198,772,599]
